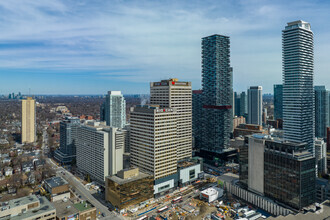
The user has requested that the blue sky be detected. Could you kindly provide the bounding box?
[0,0,330,95]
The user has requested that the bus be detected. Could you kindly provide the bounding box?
[172,196,183,204]
[136,215,148,220]
[157,206,168,213]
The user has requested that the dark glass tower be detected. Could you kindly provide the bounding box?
[201,35,233,152]
[282,20,315,155]
[274,84,283,120]
[314,86,329,138]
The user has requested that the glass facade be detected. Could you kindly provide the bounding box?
[314,86,329,138]
[274,84,283,120]
[264,140,315,210]
[192,90,203,149]
[238,137,249,188]
[105,175,154,209]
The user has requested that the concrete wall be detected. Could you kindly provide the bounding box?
[154,179,174,194]
[248,136,265,195]
[225,182,292,216]
[51,192,70,202]
[179,164,201,184]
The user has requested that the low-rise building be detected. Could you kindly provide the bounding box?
[53,198,96,220]
[316,178,330,203]
[233,124,266,138]
[105,168,154,210]
[44,176,69,194]
[0,195,56,220]
[21,161,34,173]
[200,187,223,203]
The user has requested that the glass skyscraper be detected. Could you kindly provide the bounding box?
[314,86,329,138]
[247,86,263,125]
[274,84,283,120]
[104,91,126,128]
[282,20,315,155]
[200,34,233,152]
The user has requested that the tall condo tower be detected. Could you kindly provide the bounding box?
[282,20,315,155]
[21,97,36,143]
[105,91,126,128]
[247,86,263,125]
[201,34,233,152]
[150,79,192,161]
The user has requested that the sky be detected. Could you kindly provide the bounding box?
[1,0,330,95]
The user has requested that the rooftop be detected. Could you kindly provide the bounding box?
[44,176,68,188]
[3,195,38,209]
[73,201,94,212]
[53,200,78,218]
[106,171,151,185]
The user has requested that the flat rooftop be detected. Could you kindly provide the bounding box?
[11,197,55,220]
[3,195,39,209]
[177,161,196,169]
[53,200,78,218]
[107,171,151,185]
[73,201,94,212]
[44,176,68,188]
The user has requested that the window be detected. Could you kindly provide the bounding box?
[189,170,195,179]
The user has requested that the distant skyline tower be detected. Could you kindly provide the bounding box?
[104,91,126,128]
[21,97,36,143]
[150,78,192,161]
[240,91,248,117]
[282,20,315,155]
[200,34,233,152]
[234,92,241,117]
[274,84,283,120]
[247,86,263,125]
[192,90,203,149]
[314,86,329,138]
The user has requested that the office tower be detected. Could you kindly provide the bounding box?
[283,20,315,155]
[100,102,105,121]
[150,79,192,160]
[263,108,268,125]
[247,86,262,125]
[130,105,177,181]
[21,97,36,143]
[315,138,327,175]
[274,84,283,120]
[240,134,316,210]
[315,86,329,138]
[234,92,241,117]
[240,91,248,117]
[201,34,233,152]
[54,117,80,164]
[76,121,123,184]
[192,90,203,149]
[104,91,126,128]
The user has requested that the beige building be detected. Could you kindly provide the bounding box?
[22,97,36,143]
[130,105,177,180]
[0,195,56,220]
[150,78,192,161]
[76,121,124,185]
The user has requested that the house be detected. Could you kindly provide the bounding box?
[27,172,36,185]
[4,167,13,176]
[13,165,21,174]
[34,159,46,170]
[2,157,11,164]
[22,161,34,173]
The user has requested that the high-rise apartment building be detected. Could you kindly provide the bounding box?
[315,138,327,175]
[150,79,192,160]
[130,105,177,181]
[315,86,329,138]
[200,34,233,152]
[76,121,124,184]
[247,86,263,125]
[283,20,315,155]
[54,117,80,164]
[21,97,36,143]
[274,84,283,120]
[104,91,126,128]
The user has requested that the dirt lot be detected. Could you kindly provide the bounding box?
[0,187,33,202]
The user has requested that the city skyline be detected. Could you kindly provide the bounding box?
[1,1,330,94]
